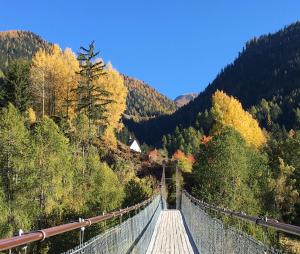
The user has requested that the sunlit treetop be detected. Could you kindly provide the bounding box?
[211,90,266,148]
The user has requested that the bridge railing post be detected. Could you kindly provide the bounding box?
[175,161,182,210]
[78,218,85,250]
[161,160,167,210]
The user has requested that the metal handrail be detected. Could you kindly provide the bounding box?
[0,195,156,251]
[183,190,300,237]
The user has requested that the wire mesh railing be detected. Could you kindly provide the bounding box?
[0,195,161,253]
[181,191,282,254]
[62,195,163,254]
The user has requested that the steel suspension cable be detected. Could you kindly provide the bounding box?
[183,190,300,236]
[63,195,163,254]
[0,195,157,252]
[181,190,300,254]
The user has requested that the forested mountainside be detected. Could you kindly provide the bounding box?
[124,21,300,145]
[174,93,198,107]
[123,75,177,119]
[0,22,299,253]
[0,30,50,71]
[0,41,161,252]
[0,30,176,120]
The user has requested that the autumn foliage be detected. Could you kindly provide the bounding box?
[30,44,79,118]
[201,135,212,146]
[211,90,266,148]
[172,150,195,173]
[96,63,128,147]
[28,43,128,148]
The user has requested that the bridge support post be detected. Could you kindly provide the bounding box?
[175,162,182,210]
[161,161,167,210]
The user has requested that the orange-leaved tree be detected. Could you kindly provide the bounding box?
[173,150,195,173]
[211,90,266,148]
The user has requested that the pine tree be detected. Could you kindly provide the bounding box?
[2,60,31,112]
[76,41,111,124]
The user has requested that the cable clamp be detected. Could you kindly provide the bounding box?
[18,229,28,250]
[79,218,85,231]
[37,230,46,241]
[85,219,92,227]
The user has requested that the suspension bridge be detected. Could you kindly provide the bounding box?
[0,164,300,253]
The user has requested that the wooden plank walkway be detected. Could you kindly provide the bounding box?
[146,210,195,254]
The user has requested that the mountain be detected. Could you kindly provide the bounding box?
[174,93,198,107]
[0,30,51,71]
[123,75,177,119]
[0,30,176,120]
[124,21,300,145]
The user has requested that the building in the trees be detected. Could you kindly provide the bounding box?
[129,139,141,153]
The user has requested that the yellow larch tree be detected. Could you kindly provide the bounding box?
[95,63,128,148]
[30,44,79,119]
[211,90,266,148]
[59,48,80,119]
[26,107,36,124]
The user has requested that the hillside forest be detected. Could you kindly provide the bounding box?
[0,42,159,253]
[0,22,300,254]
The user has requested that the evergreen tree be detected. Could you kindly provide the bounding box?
[1,60,31,112]
[76,41,111,124]
[294,107,300,129]
[163,126,202,156]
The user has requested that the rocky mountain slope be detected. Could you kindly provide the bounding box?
[174,93,198,107]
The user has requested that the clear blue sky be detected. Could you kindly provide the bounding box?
[1,1,300,99]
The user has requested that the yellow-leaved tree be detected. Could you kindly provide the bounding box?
[30,44,79,119]
[211,90,266,148]
[26,107,36,124]
[95,63,128,147]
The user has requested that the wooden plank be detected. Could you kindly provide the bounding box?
[146,212,162,253]
[170,209,175,254]
[175,211,185,254]
[146,210,195,254]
